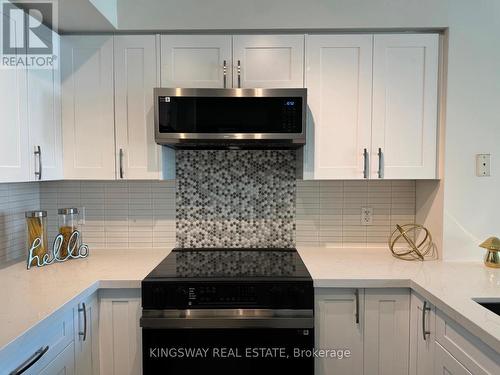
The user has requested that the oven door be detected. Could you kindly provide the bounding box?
[141,309,314,375]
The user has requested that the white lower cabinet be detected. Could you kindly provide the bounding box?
[316,288,365,375]
[99,289,142,375]
[316,288,410,375]
[434,342,471,375]
[409,292,436,375]
[434,309,500,375]
[39,342,76,375]
[364,288,410,375]
[74,293,99,375]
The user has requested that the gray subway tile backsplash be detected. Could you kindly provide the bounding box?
[0,160,415,265]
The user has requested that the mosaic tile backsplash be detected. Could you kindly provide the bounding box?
[176,150,296,248]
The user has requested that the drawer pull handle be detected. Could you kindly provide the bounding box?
[9,345,49,375]
[422,300,431,340]
[363,148,369,178]
[223,60,227,88]
[354,289,360,324]
[237,60,241,88]
[79,302,87,341]
[377,147,383,178]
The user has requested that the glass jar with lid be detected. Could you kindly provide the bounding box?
[58,208,80,257]
[25,210,48,266]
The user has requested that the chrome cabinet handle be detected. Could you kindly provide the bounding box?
[119,148,124,179]
[377,147,383,178]
[354,289,360,324]
[9,345,49,375]
[363,148,369,179]
[223,60,227,88]
[78,302,87,341]
[34,145,42,180]
[237,60,241,88]
[422,301,431,341]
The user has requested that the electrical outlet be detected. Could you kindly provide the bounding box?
[476,154,491,177]
[361,207,373,226]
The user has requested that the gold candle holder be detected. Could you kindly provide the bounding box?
[479,237,500,268]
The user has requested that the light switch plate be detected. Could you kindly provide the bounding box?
[361,207,373,226]
[476,154,491,177]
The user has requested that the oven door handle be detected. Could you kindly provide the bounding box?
[140,317,314,329]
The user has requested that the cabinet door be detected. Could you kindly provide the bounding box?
[74,294,99,375]
[27,29,62,181]
[305,35,373,180]
[232,35,304,88]
[0,11,29,182]
[61,36,115,179]
[371,34,439,179]
[38,342,75,375]
[99,289,142,375]
[364,288,410,375]
[316,289,364,375]
[114,35,161,180]
[410,292,436,375]
[434,343,472,375]
[160,35,231,88]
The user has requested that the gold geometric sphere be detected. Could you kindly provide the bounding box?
[388,224,435,261]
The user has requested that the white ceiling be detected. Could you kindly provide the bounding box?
[57,0,448,34]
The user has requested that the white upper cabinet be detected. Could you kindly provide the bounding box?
[305,33,439,180]
[160,35,232,88]
[0,12,29,183]
[232,35,304,88]
[305,35,373,179]
[61,36,115,179]
[27,29,62,181]
[371,34,439,179]
[114,35,161,180]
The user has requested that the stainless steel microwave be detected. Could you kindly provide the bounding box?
[154,88,306,149]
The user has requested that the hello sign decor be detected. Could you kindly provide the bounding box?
[27,230,89,269]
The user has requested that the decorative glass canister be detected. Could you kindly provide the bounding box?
[58,208,80,257]
[25,210,48,266]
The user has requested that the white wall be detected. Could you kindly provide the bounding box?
[441,1,500,260]
[60,0,500,260]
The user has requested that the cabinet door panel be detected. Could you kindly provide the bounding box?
[99,289,142,375]
[364,288,410,375]
[410,292,436,375]
[233,35,304,88]
[75,294,99,375]
[160,35,231,88]
[0,12,29,182]
[38,342,75,375]
[372,34,439,179]
[434,343,472,375]
[316,289,364,375]
[27,29,62,181]
[114,35,160,180]
[305,35,373,180]
[61,36,115,179]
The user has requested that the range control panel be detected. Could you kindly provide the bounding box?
[142,281,313,310]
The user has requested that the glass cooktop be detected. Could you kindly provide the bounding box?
[145,248,311,281]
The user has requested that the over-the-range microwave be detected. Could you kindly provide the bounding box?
[154,88,306,149]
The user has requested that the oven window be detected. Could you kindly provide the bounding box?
[143,328,314,374]
[158,97,303,134]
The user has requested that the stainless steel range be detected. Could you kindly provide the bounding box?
[141,248,314,374]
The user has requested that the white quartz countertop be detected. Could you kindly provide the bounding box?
[297,247,500,353]
[1,247,499,355]
[0,248,170,352]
